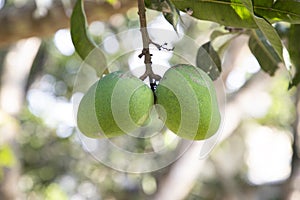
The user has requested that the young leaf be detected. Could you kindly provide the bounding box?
[288,24,300,88]
[196,42,222,80]
[248,30,281,76]
[71,0,107,76]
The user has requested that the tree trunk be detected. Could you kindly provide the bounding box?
[0,37,41,199]
[283,86,300,200]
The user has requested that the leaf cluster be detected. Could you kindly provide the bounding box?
[71,0,300,88]
[145,0,300,88]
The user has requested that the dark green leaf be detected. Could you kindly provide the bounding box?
[253,0,273,7]
[260,0,300,24]
[145,0,172,13]
[288,24,300,88]
[71,0,107,76]
[146,0,181,31]
[241,0,285,65]
[163,7,181,32]
[248,30,281,75]
[170,0,300,28]
[196,42,222,80]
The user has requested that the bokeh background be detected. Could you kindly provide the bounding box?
[0,0,299,199]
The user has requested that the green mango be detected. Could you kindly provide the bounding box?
[77,71,154,138]
[155,64,221,140]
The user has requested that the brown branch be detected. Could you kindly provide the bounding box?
[0,0,136,47]
[137,0,161,87]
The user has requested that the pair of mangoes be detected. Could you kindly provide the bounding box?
[77,64,220,140]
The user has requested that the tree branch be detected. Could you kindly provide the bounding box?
[0,0,136,47]
[137,0,160,90]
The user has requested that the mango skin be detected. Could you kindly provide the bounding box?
[77,71,154,138]
[77,82,100,138]
[155,64,221,140]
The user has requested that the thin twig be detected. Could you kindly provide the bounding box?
[137,0,161,88]
[150,40,174,51]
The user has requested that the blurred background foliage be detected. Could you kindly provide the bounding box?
[0,0,299,200]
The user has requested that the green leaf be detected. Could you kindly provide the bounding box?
[145,0,181,31]
[163,8,181,32]
[253,0,273,7]
[210,30,231,41]
[71,0,107,76]
[259,0,300,24]
[171,0,255,28]
[248,30,281,75]
[196,42,222,80]
[240,0,285,64]
[288,24,300,88]
[210,29,240,57]
[169,0,300,28]
[145,0,173,13]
